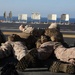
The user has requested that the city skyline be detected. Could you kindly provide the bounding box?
[0,0,75,18]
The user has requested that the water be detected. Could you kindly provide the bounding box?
[0,16,75,23]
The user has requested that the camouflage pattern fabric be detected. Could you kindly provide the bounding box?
[45,28,64,42]
[16,48,38,71]
[8,34,37,50]
[49,60,75,74]
[45,28,69,48]
[1,63,19,75]
[8,34,22,42]
[0,30,6,45]
[36,35,50,48]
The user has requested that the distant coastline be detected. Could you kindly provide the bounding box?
[0,16,75,23]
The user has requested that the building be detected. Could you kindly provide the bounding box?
[31,12,41,23]
[47,14,57,23]
[18,14,27,23]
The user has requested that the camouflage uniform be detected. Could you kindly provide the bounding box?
[45,28,69,48]
[54,45,75,64]
[0,30,6,45]
[36,35,50,48]
[16,41,61,71]
[0,41,28,61]
[45,28,64,42]
[18,32,37,49]
[18,28,45,49]
[16,41,75,73]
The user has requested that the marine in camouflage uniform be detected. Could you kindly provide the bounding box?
[0,34,75,73]
[45,28,64,44]
[45,23,69,48]
[18,25,38,49]
[16,41,61,71]
[19,24,45,38]
[36,35,50,48]
[0,30,6,45]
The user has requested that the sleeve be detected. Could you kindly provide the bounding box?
[0,42,12,59]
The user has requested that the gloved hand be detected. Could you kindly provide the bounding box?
[19,25,25,32]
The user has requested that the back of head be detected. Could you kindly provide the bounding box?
[32,28,45,38]
[45,28,60,37]
[45,28,64,43]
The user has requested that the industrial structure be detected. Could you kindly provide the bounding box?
[18,14,28,23]
[60,14,70,24]
[31,12,41,23]
[47,14,57,23]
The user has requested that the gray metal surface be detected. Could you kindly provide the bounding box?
[17,71,74,75]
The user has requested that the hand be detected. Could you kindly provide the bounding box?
[19,25,25,31]
[69,58,75,65]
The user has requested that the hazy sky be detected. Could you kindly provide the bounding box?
[0,0,75,18]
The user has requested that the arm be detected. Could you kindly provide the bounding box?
[0,42,12,59]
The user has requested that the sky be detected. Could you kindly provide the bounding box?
[0,0,75,18]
